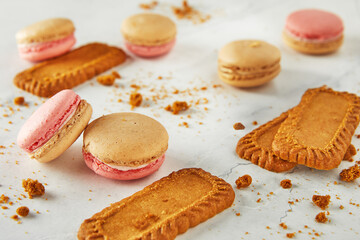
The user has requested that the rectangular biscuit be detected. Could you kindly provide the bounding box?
[78,168,235,240]
[272,86,360,170]
[236,111,297,173]
[14,43,127,97]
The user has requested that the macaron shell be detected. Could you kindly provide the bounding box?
[17,89,80,152]
[18,34,76,62]
[285,9,343,40]
[125,39,175,57]
[83,151,165,180]
[283,31,344,55]
[121,13,176,46]
[83,112,169,166]
[32,100,92,162]
[218,40,281,68]
[16,18,75,44]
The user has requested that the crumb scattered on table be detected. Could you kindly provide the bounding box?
[252,121,258,126]
[16,206,29,217]
[286,232,295,238]
[0,194,9,203]
[340,164,360,182]
[233,122,245,130]
[139,1,158,10]
[97,75,116,86]
[279,222,288,229]
[129,92,143,109]
[165,101,189,114]
[22,179,45,199]
[172,0,211,24]
[14,97,25,105]
[344,144,357,161]
[111,71,121,79]
[315,212,328,223]
[280,179,292,189]
[312,195,330,210]
[235,175,252,189]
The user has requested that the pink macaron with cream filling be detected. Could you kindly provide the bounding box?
[17,89,92,162]
[121,13,176,58]
[82,113,169,180]
[16,18,76,62]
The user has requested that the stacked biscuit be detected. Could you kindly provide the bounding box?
[236,86,360,172]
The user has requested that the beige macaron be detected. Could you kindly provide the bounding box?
[16,18,75,44]
[83,112,169,167]
[218,40,281,87]
[121,13,176,46]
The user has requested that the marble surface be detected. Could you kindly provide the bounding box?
[1,0,360,239]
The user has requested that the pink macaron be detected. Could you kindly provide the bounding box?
[16,18,76,62]
[283,9,344,54]
[82,113,169,180]
[17,90,92,162]
[121,13,176,57]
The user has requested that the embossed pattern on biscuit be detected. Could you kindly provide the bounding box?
[14,43,127,97]
[272,86,360,170]
[77,168,235,240]
[236,111,297,173]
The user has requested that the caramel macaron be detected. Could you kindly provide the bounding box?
[121,13,176,57]
[82,113,169,180]
[218,40,281,87]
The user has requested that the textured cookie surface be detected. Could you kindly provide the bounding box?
[78,168,235,240]
[14,43,126,97]
[236,111,297,173]
[272,86,360,170]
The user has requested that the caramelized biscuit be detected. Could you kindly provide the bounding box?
[236,111,297,173]
[78,168,235,240]
[14,43,126,97]
[272,86,360,170]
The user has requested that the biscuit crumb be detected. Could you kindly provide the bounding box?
[279,222,288,229]
[344,144,357,161]
[235,212,241,216]
[340,164,360,182]
[129,93,143,109]
[10,215,19,221]
[0,194,9,204]
[315,212,328,223]
[22,179,45,199]
[165,101,189,115]
[340,205,344,209]
[14,97,25,105]
[312,195,330,210]
[1,206,8,209]
[286,232,295,238]
[111,71,121,79]
[16,206,29,217]
[139,1,158,10]
[235,174,252,189]
[252,121,258,125]
[233,122,245,130]
[97,75,116,86]
[280,179,292,189]
[172,0,211,24]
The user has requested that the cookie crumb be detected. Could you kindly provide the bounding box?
[315,212,328,223]
[97,75,116,86]
[16,206,29,217]
[139,1,158,10]
[111,71,121,79]
[312,195,330,210]
[172,0,210,24]
[10,215,19,221]
[286,232,295,238]
[14,97,25,105]
[252,121,258,125]
[279,222,288,229]
[233,122,245,130]
[235,174,252,189]
[0,194,9,204]
[340,164,360,182]
[344,144,357,161]
[1,206,8,209]
[22,179,45,199]
[129,93,143,109]
[235,212,241,216]
[165,101,189,115]
[340,205,344,209]
[280,179,292,189]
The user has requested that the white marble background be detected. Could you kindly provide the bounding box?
[0,0,360,239]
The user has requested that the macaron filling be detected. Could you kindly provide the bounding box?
[19,94,80,153]
[124,39,175,57]
[18,33,76,61]
[283,28,342,43]
[83,150,165,180]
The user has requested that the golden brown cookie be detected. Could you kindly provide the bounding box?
[78,168,235,240]
[236,111,297,173]
[272,86,360,170]
[14,43,126,97]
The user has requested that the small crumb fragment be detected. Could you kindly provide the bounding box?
[340,205,344,209]
[14,97,25,105]
[10,215,19,221]
[312,195,331,210]
[97,75,116,86]
[235,212,241,216]
[315,212,328,223]
[16,206,29,217]
[172,0,211,24]
[165,101,189,115]
[286,232,295,238]
[235,175,252,189]
[252,121,258,125]
[280,179,292,189]
[139,1,158,10]
[340,164,360,182]
[111,71,121,79]
[129,93,143,109]
[233,122,245,130]
[1,206,8,209]
[0,194,9,203]
[279,222,288,229]
[344,144,357,161]
[22,179,45,199]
